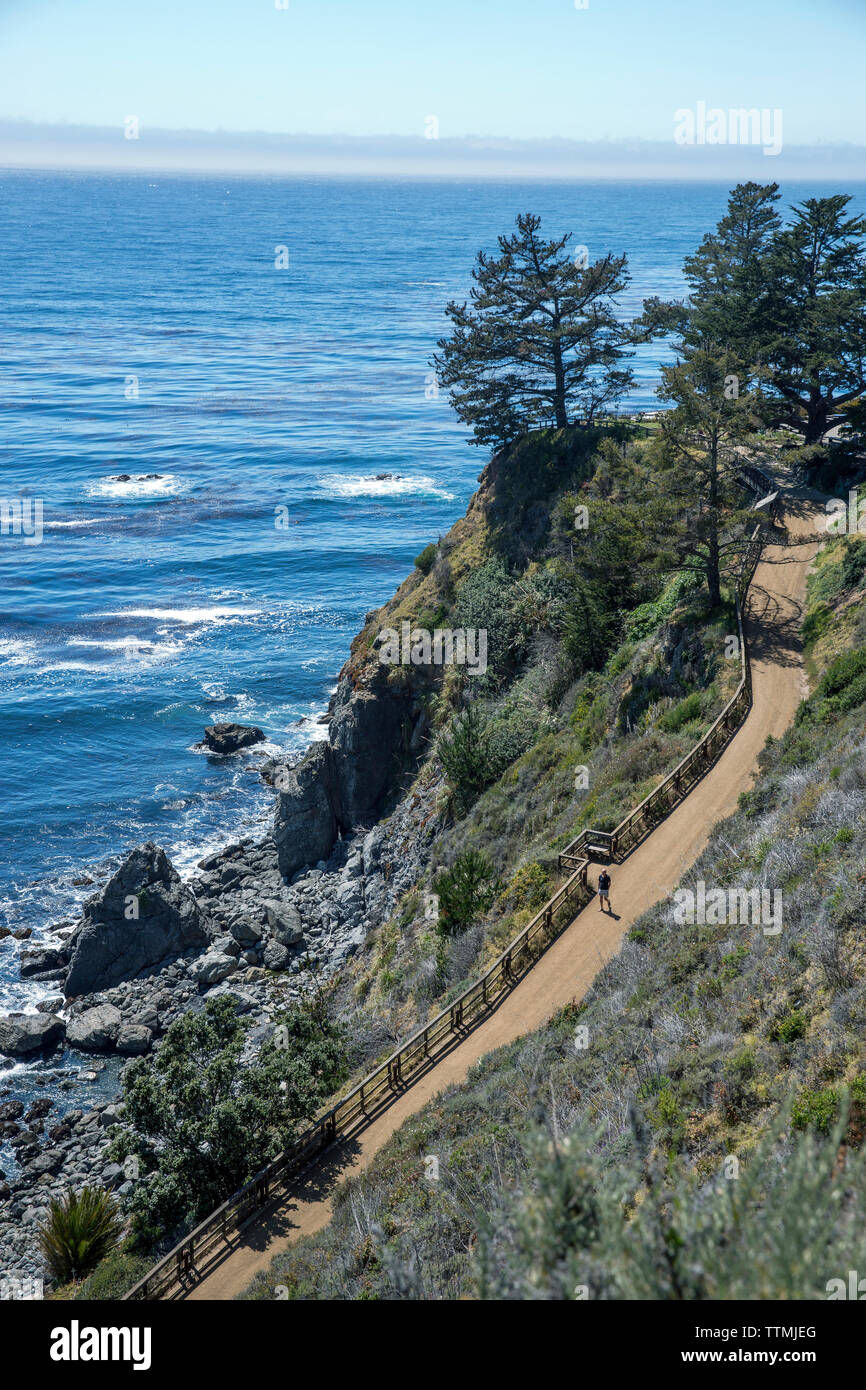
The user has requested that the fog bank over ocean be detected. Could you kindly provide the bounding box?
[1,120,864,179]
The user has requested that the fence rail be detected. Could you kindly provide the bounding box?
[124,467,777,1301]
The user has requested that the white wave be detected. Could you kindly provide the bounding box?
[318,472,455,500]
[85,473,188,499]
[44,518,107,529]
[91,605,261,625]
[67,636,160,651]
[41,637,185,671]
[0,638,38,666]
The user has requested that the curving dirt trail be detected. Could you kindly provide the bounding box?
[185,490,820,1301]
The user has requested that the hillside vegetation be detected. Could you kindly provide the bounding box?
[242,539,866,1300]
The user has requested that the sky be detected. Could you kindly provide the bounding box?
[0,0,864,173]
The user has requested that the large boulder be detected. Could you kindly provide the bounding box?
[19,946,67,979]
[194,952,238,986]
[273,742,340,879]
[0,1012,65,1056]
[263,940,291,971]
[64,843,209,998]
[200,723,265,755]
[263,901,304,946]
[66,1004,122,1052]
[116,1024,152,1055]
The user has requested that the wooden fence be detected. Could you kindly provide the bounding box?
[124,467,778,1301]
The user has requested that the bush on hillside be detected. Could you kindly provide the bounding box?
[435,850,499,936]
[109,994,347,1247]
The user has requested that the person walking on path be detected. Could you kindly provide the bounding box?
[598,868,612,913]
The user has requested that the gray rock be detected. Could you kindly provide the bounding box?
[200,723,265,755]
[66,1004,122,1052]
[273,742,339,879]
[116,1024,152,1055]
[230,918,264,947]
[19,946,68,978]
[25,1151,62,1178]
[263,941,291,971]
[0,1013,65,1057]
[194,952,238,986]
[64,843,209,997]
[344,852,364,879]
[263,901,304,946]
[35,996,65,1014]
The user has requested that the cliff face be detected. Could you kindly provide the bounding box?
[272,671,426,879]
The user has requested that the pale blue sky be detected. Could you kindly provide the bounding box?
[1,0,864,144]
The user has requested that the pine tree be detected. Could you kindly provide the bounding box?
[762,195,866,443]
[652,345,768,608]
[433,213,634,448]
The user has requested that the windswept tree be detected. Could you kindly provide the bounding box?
[762,196,866,443]
[433,213,634,448]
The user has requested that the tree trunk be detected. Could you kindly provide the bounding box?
[706,433,722,608]
[551,329,568,429]
[804,388,828,445]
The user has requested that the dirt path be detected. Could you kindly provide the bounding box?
[186,491,820,1301]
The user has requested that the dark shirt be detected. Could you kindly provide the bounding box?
[598,872,611,891]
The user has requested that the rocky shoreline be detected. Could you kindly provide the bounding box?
[0,672,439,1290]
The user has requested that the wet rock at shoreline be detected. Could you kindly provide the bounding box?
[199,722,266,755]
[64,843,210,998]
[0,1013,66,1057]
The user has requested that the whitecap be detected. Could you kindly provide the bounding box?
[85,473,189,499]
[318,473,455,501]
[67,637,159,651]
[91,605,260,625]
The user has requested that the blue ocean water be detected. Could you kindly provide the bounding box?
[2,172,863,1018]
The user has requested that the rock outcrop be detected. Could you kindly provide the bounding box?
[273,741,340,878]
[200,723,265,754]
[272,676,423,878]
[0,1013,65,1056]
[63,843,210,998]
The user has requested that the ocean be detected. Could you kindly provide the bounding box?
[1,171,863,1037]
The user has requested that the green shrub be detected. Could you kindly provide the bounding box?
[658,691,703,733]
[800,646,866,722]
[415,542,437,575]
[435,850,498,936]
[771,1007,807,1045]
[39,1187,122,1285]
[502,862,550,912]
[792,1086,839,1133]
[802,602,833,645]
[110,994,347,1246]
[73,1246,153,1300]
[437,703,493,813]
